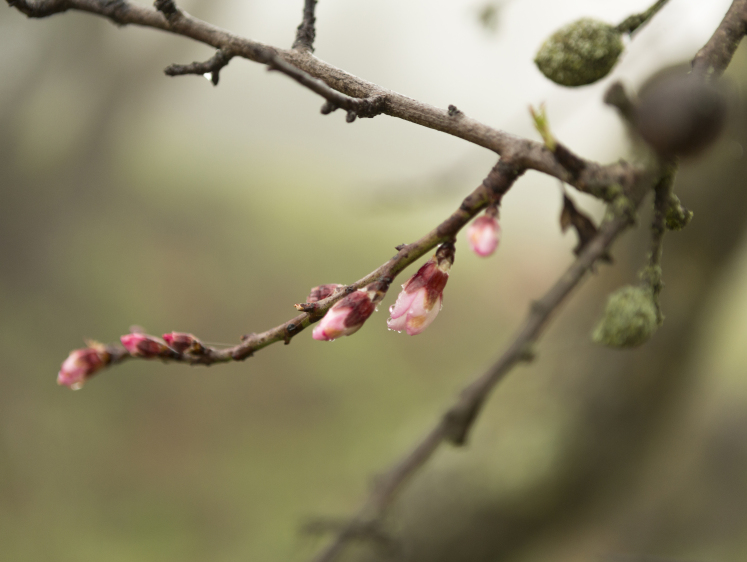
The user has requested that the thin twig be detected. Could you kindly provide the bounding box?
[292,0,317,52]
[98,160,526,370]
[309,166,656,562]
[616,0,670,36]
[164,48,232,85]
[6,0,619,190]
[692,0,747,78]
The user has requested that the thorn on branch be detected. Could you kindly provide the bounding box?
[164,49,233,86]
[346,111,357,123]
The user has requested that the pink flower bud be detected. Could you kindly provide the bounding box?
[307,284,344,303]
[57,346,110,390]
[162,332,202,353]
[120,333,170,358]
[387,249,452,335]
[312,290,376,341]
[467,215,500,257]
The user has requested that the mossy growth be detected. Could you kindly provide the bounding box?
[535,18,624,87]
[665,194,694,231]
[603,191,637,224]
[592,285,659,348]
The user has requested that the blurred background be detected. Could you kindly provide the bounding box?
[1,0,746,561]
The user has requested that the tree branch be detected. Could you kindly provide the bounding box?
[309,165,657,562]
[91,159,528,373]
[292,0,317,52]
[616,0,670,36]
[692,0,747,78]
[164,48,232,85]
[6,0,614,190]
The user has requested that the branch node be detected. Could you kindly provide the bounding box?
[346,111,357,123]
[447,104,462,117]
[164,49,233,85]
[153,0,179,20]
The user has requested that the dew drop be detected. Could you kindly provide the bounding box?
[71,382,83,391]
[203,72,213,82]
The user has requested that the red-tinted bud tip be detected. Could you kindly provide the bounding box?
[120,333,170,358]
[312,290,376,341]
[468,215,501,257]
[306,284,344,303]
[387,254,450,336]
[57,346,110,390]
[162,332,202,353]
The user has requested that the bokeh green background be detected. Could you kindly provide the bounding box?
[2,1,747,561]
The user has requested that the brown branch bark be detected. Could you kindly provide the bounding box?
[292,0,317,52]
[309,164,655,562]
[101,159,526,367]
[6,0,616,191]
[6,1,747,561]
[692,0,747,78]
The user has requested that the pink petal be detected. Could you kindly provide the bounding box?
[388,288,418,321]
[312,307,349,341]
[387,311,408,332]
[405,291,442,335]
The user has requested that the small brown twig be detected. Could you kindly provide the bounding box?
[164,48,232,85]
[6,0,615,189]
[616,0,670,36]
[98,159,527,370]
[692,0,747,78]
[292,0,317,52]
[308,165,656,562]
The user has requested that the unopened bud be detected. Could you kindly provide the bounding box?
[162,332,203,353]
[592,285,659,348]
[307,284,344,303]
[120,333,171,357]
[467,215,501,257]
[535,18,623,87]
[312,290,376,341]
[387,252,451,336]
[57,346,110,390]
